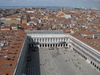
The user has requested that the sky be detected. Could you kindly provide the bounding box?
[0,0,100,8]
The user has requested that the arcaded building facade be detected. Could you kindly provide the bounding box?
[26,30,100,71]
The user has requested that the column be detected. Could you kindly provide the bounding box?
[41,44,43,47]
[45,38,46,43]
[61,38,63,41]
[38,44,40,48]
[36,38,38,42]
[47,44,48,47]
[58,38,60,42]
[64,38,65,42]
[59,44,61,47]
[41,38,43,43]
[42,38,43,43]
[39,38,40,42]
[43,38,44,42]
[40,38,42,42]
[39,38,40,43]
[38,38,39,42]
[43,38,45,43]
[53,44,54,47]
[59,38,60,42]
[37,38,38,42]
[51,38,52,43]
[44,44,46,47]
[55,38,56,42]
[41,38,43,42]
[63,38,64,42]
[33,39,35,41]
[65,38,66,41]
[53,38,54,43]
[50,38,51,42]
[54,38,56,43]
[49,38,50,43]
[48,38,49,42]
[49,38,50,42]
[44,38,46,43]
[46,38,48,42]
[56,38,58,42]
[60,38,61,42]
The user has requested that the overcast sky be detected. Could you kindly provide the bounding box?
[0,0,100,8]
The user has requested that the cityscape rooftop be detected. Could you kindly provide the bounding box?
[0,6,100,75]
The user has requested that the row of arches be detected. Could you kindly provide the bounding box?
[91,61,100,71]
[73,48,100,71]
[29,43,67,48]
[29,37,67,43]
[39,43,67,47]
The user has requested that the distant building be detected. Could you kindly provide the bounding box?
[26,11,34,13]
[0,17,6,25]
[5,16,21,25]
[89,32,100,39]
[65,14,72,19]
[57,11,65,18]
[21,17,27,24]
[10,24,18,30]
[57,12,71,19]
[1,26,10,30]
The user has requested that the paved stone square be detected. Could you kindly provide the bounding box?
[39,47,100,75]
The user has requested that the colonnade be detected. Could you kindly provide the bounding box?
[29,43,67,48]
[27,32,100,71]
[39,43,67,47]
[32,37,67,43]
[69,36,100,71]
[28,37,68,48]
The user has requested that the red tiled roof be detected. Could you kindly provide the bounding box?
[0,30,26,75]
